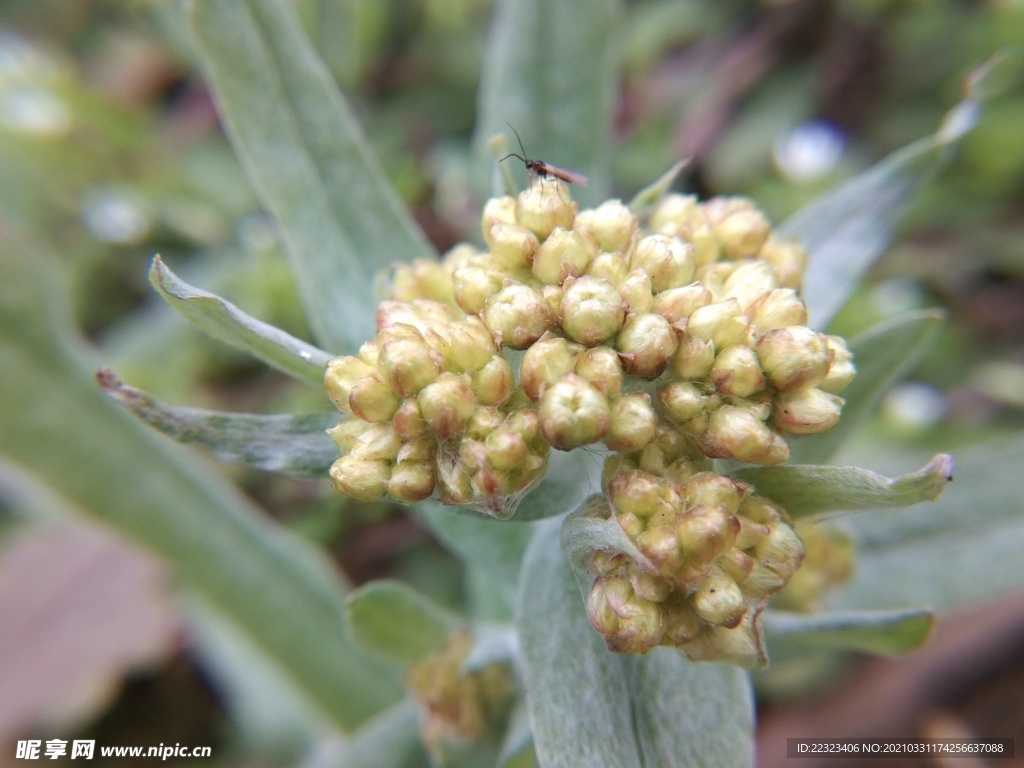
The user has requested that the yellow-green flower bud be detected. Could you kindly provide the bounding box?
[745,522,805,597]
[329,456,389,501]
[515,180,576,239]
[637,524,683,573]
[608,470,677,519]
[748,288,808,333]
[378,332,443,397]
[453,264,504,315]
[630,234,697,293]
[758,236,807,290]
[575,347,624,396]
[504,407,542,446]
[615,312,679,379]
[484,426,529,470]
[519,334,583,401]
[586,574,665,654]
[436,453,474,506]
[539,373,611,450]
[693,566,746,628]
[325,356,376,414]
[652,284,713,324]
[559,275,626,346]
[349,374,402,423]
[680,620,762,666]
[604,393,658,452]
[472,355,514,406]
[397,434,437,463]
[721,260,778,311]
[531,226,596,285]
[586,250,630,285]
[772,387,843,435]
[703,196,772,258]
[819,335,856,393]
[676,505,739,565]
[392,398,428,438]
[447,316,497,373]
[686,299,751,349]
[711,344,765,398]
[483,283,555,349]
[348,423,405,461]
[659,381,707,424]
[661,593,703,645]
[484,222,539,271]
[703,405,789,465]
[631,568,673,603]
[670,335,715,380]
[357,340,380,367]
[618,268,654,314]
[388,259,454,304]
[575,199,639,253]
[755,326,830,391]
[541,284,564,316]
[465,406,503,439]
[326,418,368,452]
[417,373,477,439]
[720,548,756,584]
[480,195,517,235]
[387,461,436,503]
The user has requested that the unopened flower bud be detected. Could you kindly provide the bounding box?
[819,335,856,393]
[348,423,405,461]
[349,374,401,423]
[453,265,504,316]
[532,227,595,285]
[638,524,683,572]
[703,405,789,465]
[680,620,762,666]
[480,195,517,235]
[417,373,477,439]
[574,347,624,396]
[485,222,539,271]
[631,569,673,603]
[391,399,427,438]
[693,567,746,628]
[686,299,751,349]
[515,180,576,239]
[326,356,376,413]
[378,332,443,397]
[721,260,778,311]
[483,283,555,349]
[541,284,564,315]
[559,275,626,346]
[575,199,639,253]
[773,387,843,435]
[652,284,712,324]
[758,237,807,290]
[661,593,703,645]
[677,503,739,562]
[484,426,529,470]
[587,575,665,654]
[703,197,772,258]
[745,522,805,597]
[521,336,582,402]
[436,453,474,505]
[670,335,715,379]
[659,381,707,424]
[756,326,830,391]
[682,472,743,512]
[504,408,542,446]
[604,393,658,452]
[465,406,503,439]
[711,345,765,398]
[357,340,379,367]
[616,312,679,379]
[387,461,436,503]
[608,470,677,519]
[748,288,808,333]
[330,456,389,501]
[447,316,497,373]
[539,373,611,450]
[327,418,369,452]
[618,268,654,314]
[586,251,630,285]
[472,355,514,406]
[631,235,696,292]
[389,259,454,304]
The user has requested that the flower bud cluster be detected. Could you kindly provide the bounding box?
[585,471,804,664]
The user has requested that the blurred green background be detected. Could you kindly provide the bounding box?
[0,0,1022,765]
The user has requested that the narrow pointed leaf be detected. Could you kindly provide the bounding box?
[475,0,618,204]
[762,609,934,657]
[149,256,331,387]
[185,0,435,353]
[789,311,944,464]
[97,368,337,478]
[736,454,954,519]
[346,580,461,664]
[628,160,689,215]
[0,245,401,729]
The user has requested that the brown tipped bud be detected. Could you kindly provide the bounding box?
[681,472,742,513]
[447,316,498,373]
[472,355,514,406]
[616,312,679,379]
[575,199,639,253]
[670,335,715,380]
[773,387,843,435]
[378,332,443,397]
[575,347,625,396]
[721,260,778,311]
[677,505,739,565]
[759,237,807,290]
[559,275,626,346]
[330,456,389,501]
[637,524,683,572]
[484,426,529,470]
[396,434,437,463]
[452,264,504,316]
[703,197,772,258]
[377,299,457,335]
[327,418,369,452]
[680,620,762,666]
[541,284,564,315]
[609,470,676,519]
[539,373,611,450]
[349,374,402,423]
[587,575,665,654]
[746,522,806,597]
[388,259,454,304]
[465,406,503,439]
[417,373,477,439]
[693,567,746,628]
[820,335,856,393]
[659,381,707,425]
[661,593,703,645]
[391,399,428,438]
[604,393,658,452]
[748,288,808,333]
[618,268,654,314]
[652,284,713,324]
[719,549,756,584]
[325,356,376,413]
[531,227,595,285]
[436,453,474,505]
[483,283,555,349]
[686,299,751,349]
[485,222,539,271]
[650,195,722,264]
[756,326,831,391]
[348,423,405,461]
[387,461,436,503]
[515,180,576,239]
[703,405,789,465]
[631,234,697,293]
[480,195,517,235]
[631,569,673,603]
[711,344,765,398]
[357,340,380,367]
[585,250,630,285]
[519,334,582,401]
[504,408,543,446]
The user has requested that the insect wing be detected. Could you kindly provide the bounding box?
[541,163,589,187]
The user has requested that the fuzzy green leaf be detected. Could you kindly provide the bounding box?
[0,245,401,729]
[515,448,596,522]
[762,608,934,657]
[184,0,435,354]
[346,580,461,664]
[518,518,754,768]
[736,454,954,519]
[97,368,337,478]
[337,699,428,768]
[149,256,331,387]
[475,0,618,204]
[560,495,649,574]
[789,311,945,464]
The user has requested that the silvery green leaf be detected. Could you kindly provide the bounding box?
[346,580,461,664]
[762,608,934,657]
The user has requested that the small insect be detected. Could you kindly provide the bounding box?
[500,124,589,187]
